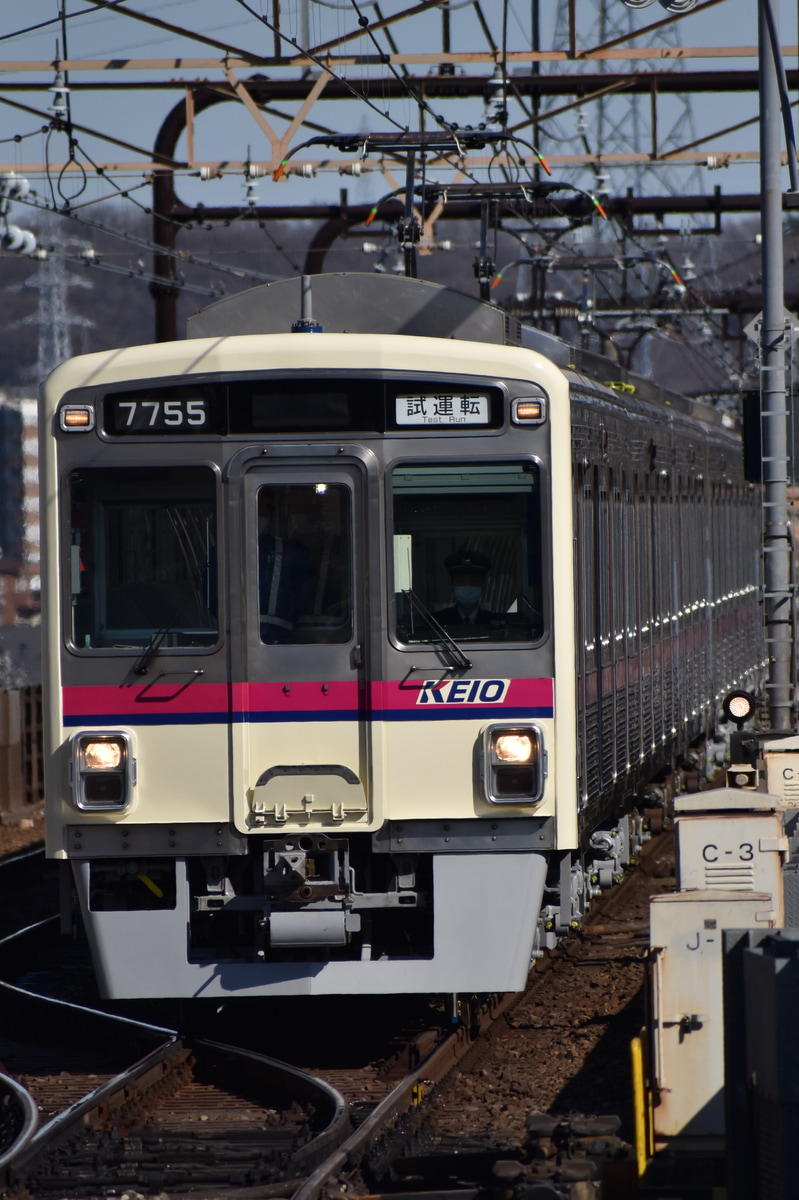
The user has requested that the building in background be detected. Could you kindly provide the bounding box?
[0,393,40,686]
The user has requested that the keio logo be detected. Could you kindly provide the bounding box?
[416,679,510,705]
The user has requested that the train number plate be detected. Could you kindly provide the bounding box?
[106,396,210,433]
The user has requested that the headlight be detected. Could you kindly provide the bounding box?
[494,732,534,763]
[483,724,545,804]
[72,732,135,811]
[83,740,123,770]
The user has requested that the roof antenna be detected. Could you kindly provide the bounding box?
[291,275,323,332]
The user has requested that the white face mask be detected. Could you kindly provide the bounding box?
[453,585,482,608]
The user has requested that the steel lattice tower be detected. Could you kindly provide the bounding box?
[19,215,93,382]
[544,1,703,199]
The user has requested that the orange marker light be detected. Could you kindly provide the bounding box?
[59,406,94,431]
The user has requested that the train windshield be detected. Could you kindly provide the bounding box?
[68,466,218,650]
[391,462,544,644]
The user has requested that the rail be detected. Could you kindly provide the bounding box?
[0,924,351,1193]
[0,1070,38,1170]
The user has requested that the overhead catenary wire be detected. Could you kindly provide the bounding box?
[10,190,281,286]
[231,0,409,133]
[0,0,129,45]
[0,0,769,401]
[57,248,224,297]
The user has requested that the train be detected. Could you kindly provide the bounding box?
[40,271,765,999]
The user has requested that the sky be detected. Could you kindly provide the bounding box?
[0,1,795,397]
[0,0,797,219]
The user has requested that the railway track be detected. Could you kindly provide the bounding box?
[0,829,674,1199]
[0,959,350,1197]
[0,845,59,942]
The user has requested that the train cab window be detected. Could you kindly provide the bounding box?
[68,466,218,650]
[257,484,352,644]
[391,462,544,644]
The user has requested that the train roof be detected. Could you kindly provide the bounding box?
[187,273,724,429]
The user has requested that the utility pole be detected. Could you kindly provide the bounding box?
[758,0,794,730]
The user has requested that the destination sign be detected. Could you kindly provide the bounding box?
[395,393,490,426]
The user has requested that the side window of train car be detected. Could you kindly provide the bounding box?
[390,462,544,645]
[580,472,595,657]
[68,466,218,651]
[257,483,353,645]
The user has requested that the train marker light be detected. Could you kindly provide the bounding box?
[483,723,545,804]
[59,405,95,432]
[721,690,756,729]
[512,397,547,425]
[72,732,134,811]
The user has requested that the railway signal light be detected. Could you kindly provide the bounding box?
[722,690,757,729]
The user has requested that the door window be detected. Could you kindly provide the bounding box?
[257,483,353,644]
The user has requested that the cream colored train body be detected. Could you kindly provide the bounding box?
[40,275,763,999]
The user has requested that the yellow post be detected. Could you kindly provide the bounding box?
[630,1032,652,1178]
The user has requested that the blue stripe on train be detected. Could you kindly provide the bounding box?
[63,705,554,727]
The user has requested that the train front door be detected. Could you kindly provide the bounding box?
[229,453,373,834]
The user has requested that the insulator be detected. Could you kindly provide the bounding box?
[0,173,30,201]
[48,71,70,116]
[291,163,316,178]
[339,162,363,177]
[1,225,37,255]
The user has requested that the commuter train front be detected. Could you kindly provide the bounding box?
[42,276,578,998]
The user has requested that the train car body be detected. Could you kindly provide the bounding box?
[40,274,764,999]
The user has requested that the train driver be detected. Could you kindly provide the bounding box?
[435,548,498,628]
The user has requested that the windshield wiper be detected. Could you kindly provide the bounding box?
[133,625,170,676]
[402,589,473,671]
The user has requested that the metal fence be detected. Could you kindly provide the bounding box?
[0,685,43,816]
